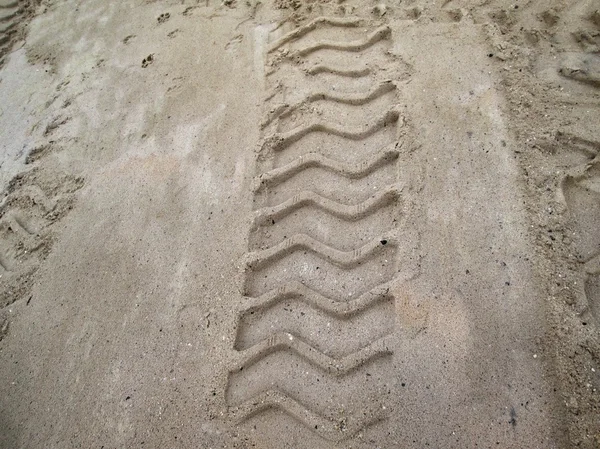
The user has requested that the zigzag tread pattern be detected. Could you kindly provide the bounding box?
[307,64,371,77]
[229,17,405,439]
[228,390,387,442]
[253,144,399,192]
[238,281,394,318]
[268,17,367,53]
[231,332,392,375]
[252,185,400,228]
[294,26,391,57]
[234,282,395,354]
[262,81,397,129]
[0,1,27,69]
[244,234,396,271]
[262,108,400,153]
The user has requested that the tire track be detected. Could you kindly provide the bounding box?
[253,144,399,193]
[243,243,398,299]
[268,16,366,53]
[0,0,39,69]
[237,281,394,320]
[306,64,371,77]
[261,107,400,153]
[244,234,396,271]
[231,332,392,375]
[0,1,18,66]
[228,17,413,440]
[557,135,600,325]
[252,185,400,227]
[228,390,386,443]
[227,353,393,436]
[235,283,395,355]
[249,186,401,251]
[293,26,391,57]
[0,168,84,309]
[262,80,397,129]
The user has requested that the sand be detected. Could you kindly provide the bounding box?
[0,0,598,448]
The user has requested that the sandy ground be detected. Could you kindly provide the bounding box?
[0,0,599,448]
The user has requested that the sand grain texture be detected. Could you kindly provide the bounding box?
[0,0,598,448]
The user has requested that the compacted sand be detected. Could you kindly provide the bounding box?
[0,1,599,448]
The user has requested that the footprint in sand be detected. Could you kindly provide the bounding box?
[141,54,154,68]
[157,12,170,24]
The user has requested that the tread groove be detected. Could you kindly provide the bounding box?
[262,81,396,128]
[229,18,407,440]
[252,184,400,228]
[231,332,392,375]
[263,108,400,153]
[254,145,399,192]
[268,16,366,53]
[293,26,392,57]
[245,234,396,271]
[239,281,393,318]
[229,389,386,442]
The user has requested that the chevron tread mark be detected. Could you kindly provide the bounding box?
[293,26,391,57]
[263,108,400,153]
[262,81,396,129]
[227,352,393,422]
[268,17,366,53]
[253,145,399,193]
[249,187,401,252]
[234,287,395,357]
[229,18,410,441]
[228,390,387,443]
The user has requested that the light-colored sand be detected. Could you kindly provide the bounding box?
[0,1,598,448]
